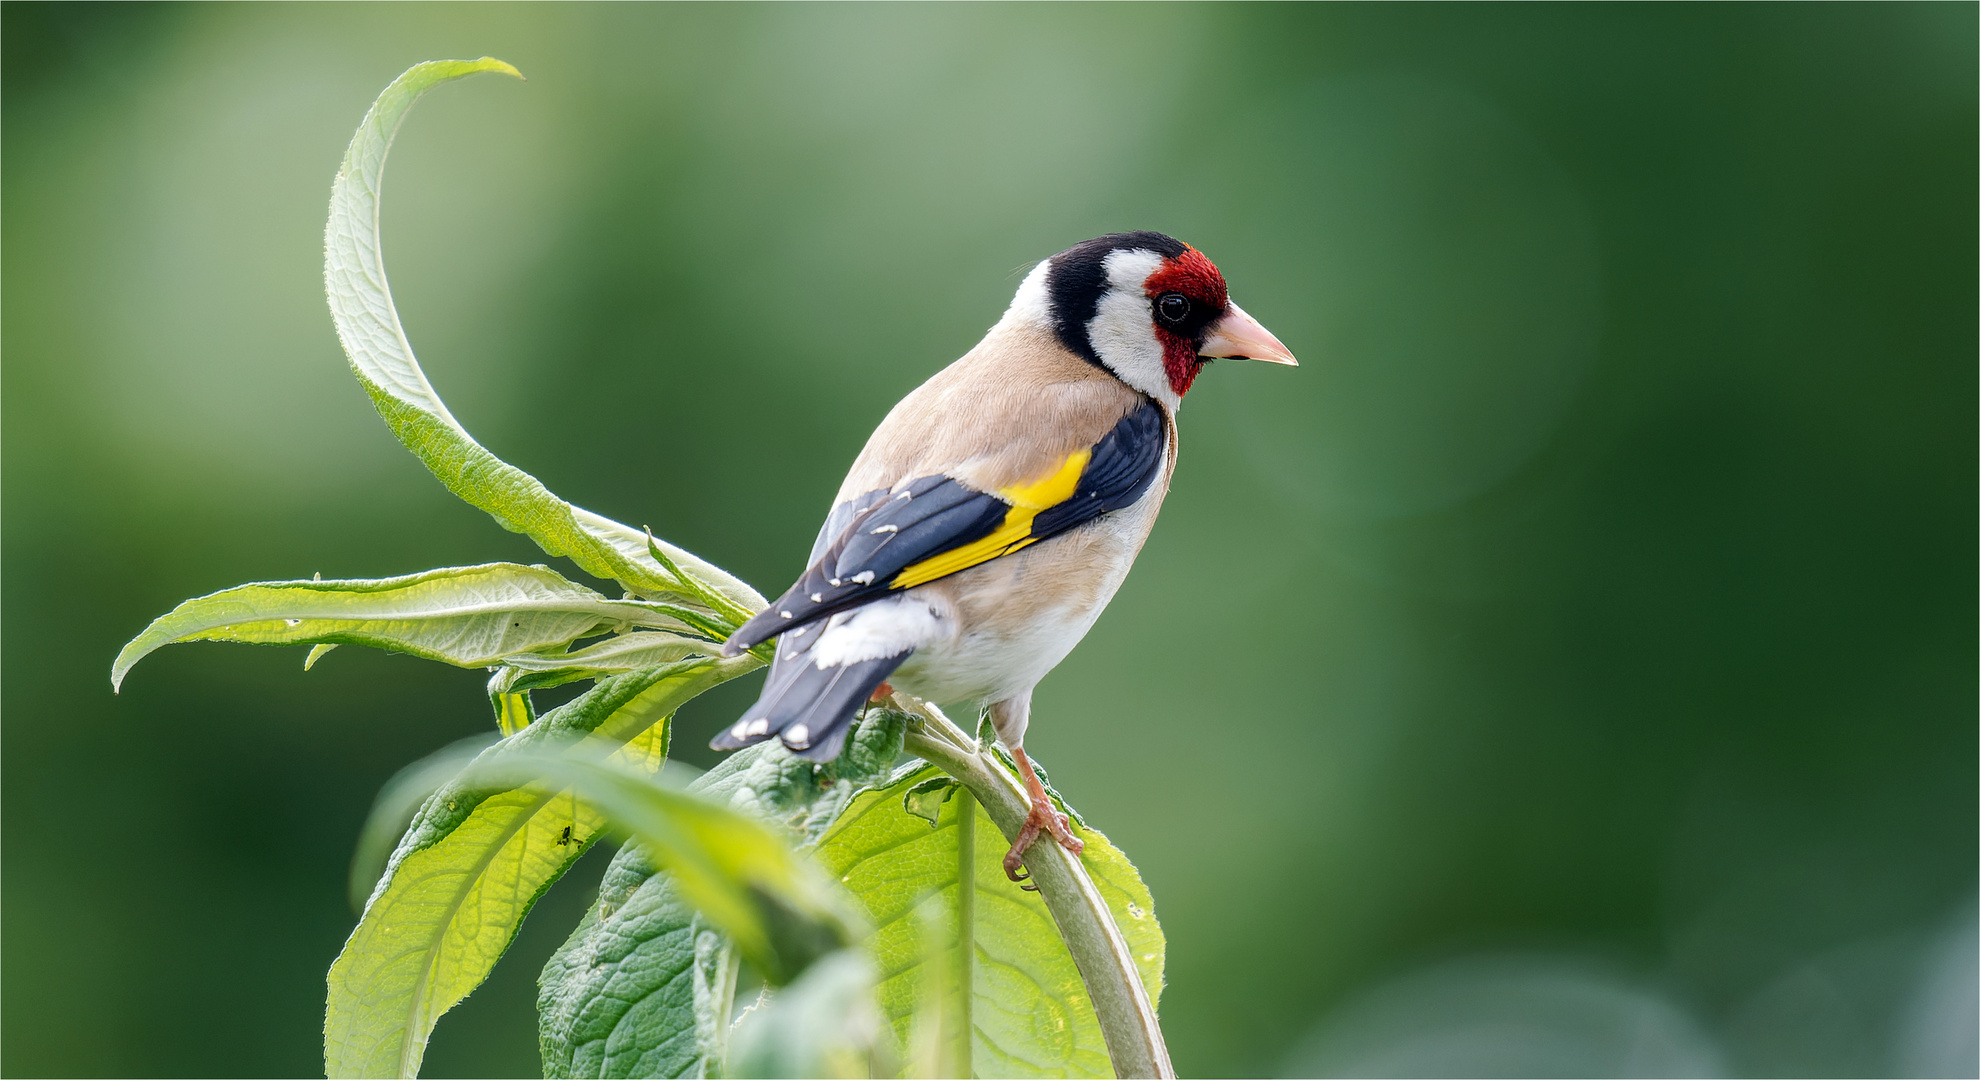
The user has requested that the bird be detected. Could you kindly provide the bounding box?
[713,231,1295,882]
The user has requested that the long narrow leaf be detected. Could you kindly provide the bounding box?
[322,57,762,613]
[324,657,753,1079]
[112,563,684,691]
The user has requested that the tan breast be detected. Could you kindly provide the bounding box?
[836,323,1151,502]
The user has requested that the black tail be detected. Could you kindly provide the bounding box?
[711,642,907,763]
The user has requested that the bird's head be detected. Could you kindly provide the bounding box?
[999,231,1297,408]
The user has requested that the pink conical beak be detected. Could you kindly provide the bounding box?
[1199,302,1298,366]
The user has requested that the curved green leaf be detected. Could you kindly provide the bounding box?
[325,657,754,1079]
[112,563,689,691]
[323,57,763,613]
[813,763,1166,1079]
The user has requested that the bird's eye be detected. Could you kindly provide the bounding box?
[1157,293,1190,324]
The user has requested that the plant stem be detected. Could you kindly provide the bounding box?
[896,699,1175,1080]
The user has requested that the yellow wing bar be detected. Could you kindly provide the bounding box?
[889,449,1091,590]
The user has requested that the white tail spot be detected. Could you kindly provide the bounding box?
[745,717,770,737]
[785,723,811,747]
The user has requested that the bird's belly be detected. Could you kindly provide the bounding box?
[890,494,1161,706]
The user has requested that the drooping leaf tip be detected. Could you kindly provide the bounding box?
[472,57,526,81]
[109,639,147,693]
[406,57,525,84]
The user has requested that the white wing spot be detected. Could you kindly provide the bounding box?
[779,610,793,619]
[852,571,876,584]
[895,490,913,501]
[810,592,823,603]
[871,524,899,534]
[829,578,843,587]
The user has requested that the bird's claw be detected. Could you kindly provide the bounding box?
[1001,796,1084,887]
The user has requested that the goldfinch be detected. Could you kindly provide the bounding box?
[716,232,1295,879]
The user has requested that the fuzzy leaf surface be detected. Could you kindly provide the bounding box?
[113,563,688,690]
[324,658,753,1079]
[814,763,1166,1079]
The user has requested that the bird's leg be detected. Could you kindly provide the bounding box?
[1002,745,1084,886]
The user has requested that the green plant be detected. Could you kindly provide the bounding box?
[113,59,1170,1080]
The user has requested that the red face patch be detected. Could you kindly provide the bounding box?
[1142,246,1229,397]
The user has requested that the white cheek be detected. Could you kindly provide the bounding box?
[1091,249,1180,408]
[994,259,1054,332]
[1087,289,1165,390]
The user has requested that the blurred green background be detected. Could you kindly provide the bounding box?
[4,3,1974,1077]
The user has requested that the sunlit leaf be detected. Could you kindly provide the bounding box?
[324,658,751,1079]
[813,763,1166,1079]
[112,563,687,691]
[536,713,907,1079]
[321,57,762,614]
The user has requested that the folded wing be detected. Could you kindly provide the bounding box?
[722,398,1166,656]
